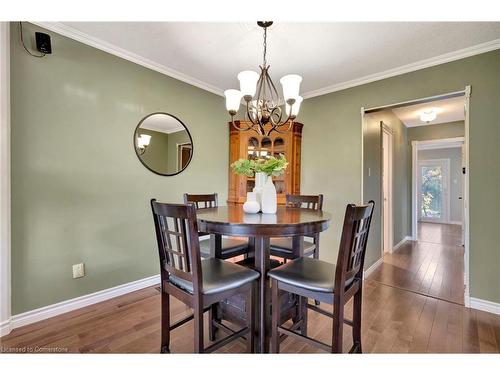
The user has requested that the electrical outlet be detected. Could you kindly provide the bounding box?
[72,263,85,279]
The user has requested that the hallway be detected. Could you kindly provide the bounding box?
[369,223,464,305]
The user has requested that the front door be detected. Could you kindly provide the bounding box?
[418,159,450,223]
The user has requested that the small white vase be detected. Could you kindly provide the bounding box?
[243,192,260,214]
[261,175,277,214]
[253,172,267,209]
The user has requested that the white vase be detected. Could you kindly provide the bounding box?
[253,172,267,209]
[243,192,260,214]
[261,175,277,214]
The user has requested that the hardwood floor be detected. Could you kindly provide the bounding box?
[370,222,464,305]
[1,277,499,353]
[2,223,497,353]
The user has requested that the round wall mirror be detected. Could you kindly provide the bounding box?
[134,112,193,176]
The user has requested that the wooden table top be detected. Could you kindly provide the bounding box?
[196,206,331,237]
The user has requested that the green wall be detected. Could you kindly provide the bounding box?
[363,110,410,266]
[407,120,465,142]
[10,23,228,314]
[301,50,500,303]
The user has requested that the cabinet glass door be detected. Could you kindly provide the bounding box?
[273,137,286,194]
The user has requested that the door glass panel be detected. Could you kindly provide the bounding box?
[421,165,443,219]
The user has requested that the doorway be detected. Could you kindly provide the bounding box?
[362,87,470,306]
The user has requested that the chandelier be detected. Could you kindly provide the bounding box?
[224,21,303,136]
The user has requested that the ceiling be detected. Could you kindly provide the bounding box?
[47,22,500,97]
[391,96,465,127]
[140,113,185,133]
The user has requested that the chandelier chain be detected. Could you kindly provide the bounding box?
[263,26,267,66]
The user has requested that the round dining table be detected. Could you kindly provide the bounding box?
[196,205,332,353]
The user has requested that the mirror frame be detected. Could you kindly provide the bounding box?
[133,112,194,176]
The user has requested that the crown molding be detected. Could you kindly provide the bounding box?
[31,23,500,101]
[301,38,500,99]
[32,22,225,97]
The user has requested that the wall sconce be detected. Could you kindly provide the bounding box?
[136,134,151,155]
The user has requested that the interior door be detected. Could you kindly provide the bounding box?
[461,144,465,245]
[382,126,392,253]
[418,159,450,223]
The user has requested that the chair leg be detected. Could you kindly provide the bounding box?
[208,304,218,341]
[352,289,363,353]
[270,279,280,353]
[299,296,308,336]
[193,302,204,353]
[160,291,170,353]
[246,283,255,353]
[331,301,344,353]
[313,237,320,306]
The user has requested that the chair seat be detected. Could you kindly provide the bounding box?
[270,237,315,256]
[268,257,354,293]
[168,258,259,296]
[200,237,249,259]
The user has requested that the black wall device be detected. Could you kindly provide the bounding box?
[35,32,52,54]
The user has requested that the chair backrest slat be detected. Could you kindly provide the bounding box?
[183,193,218,209]
[151,199,202,288]
[335,201,375,291]
[285,194,324,211]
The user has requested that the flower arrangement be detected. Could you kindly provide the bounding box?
[231,154,288,177]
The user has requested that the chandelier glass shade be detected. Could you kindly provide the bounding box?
[224,21,303,136]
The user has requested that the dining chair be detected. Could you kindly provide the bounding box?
[151,199,259,353]
[268,201,375,353]
[183,193,250,259]
[269,194,324,261]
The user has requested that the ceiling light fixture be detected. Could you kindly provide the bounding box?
[420,108,437,123]
[224,21,303,136]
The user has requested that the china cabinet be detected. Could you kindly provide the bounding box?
[227,121,303,205]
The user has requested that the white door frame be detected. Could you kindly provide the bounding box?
[361,86,471,307]
[381,122,393,254]
[416,158,451,224]
[0,22,12,336]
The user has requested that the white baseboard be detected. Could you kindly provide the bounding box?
[1,274,160,336]
[448,221,462,226]
[470,297,500,315]
[363,257,383,280]
[0,319,11,336]
[392,236,413,253]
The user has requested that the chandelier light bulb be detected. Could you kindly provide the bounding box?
[141,134,151,147]
[224,89,242,114]
[280,74,302,102]
[237,71,260,99]
[286,96,303,117]
[137,134,151,149]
